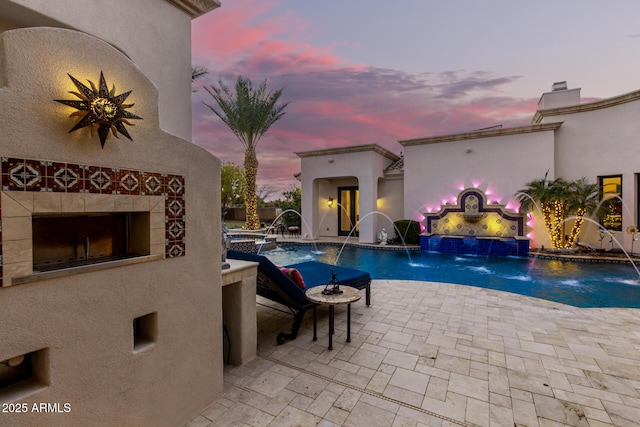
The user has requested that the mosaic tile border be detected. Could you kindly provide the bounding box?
[419,235,529,257]
[0,157,187,285]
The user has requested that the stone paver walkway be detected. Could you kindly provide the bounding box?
[186,280,640,426]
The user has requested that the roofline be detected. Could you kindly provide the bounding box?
[536,87,581,107]
[531,89,640,124]
[295,144,400,161]
[166,0,221,18]
[398,122,563,147]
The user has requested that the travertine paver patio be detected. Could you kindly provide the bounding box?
[186,279,640,426]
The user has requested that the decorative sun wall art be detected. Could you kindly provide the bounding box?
[55,72,142,148]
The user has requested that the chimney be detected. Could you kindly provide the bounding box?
[552,81,568,91]
[538,81,581,110]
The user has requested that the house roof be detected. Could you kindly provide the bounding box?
[383,155,404,175]
[167,0,221,18]
[398,122,563,147]
[531,88,640,124]
[295,143,400,161]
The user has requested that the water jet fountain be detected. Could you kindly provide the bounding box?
[334,211,416,265]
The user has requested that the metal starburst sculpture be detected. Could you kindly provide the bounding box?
[55,72,142,148]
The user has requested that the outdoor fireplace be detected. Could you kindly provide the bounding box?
[32,212,150,272]
[0,156,186,286]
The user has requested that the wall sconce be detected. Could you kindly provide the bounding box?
[55,71,142,148]
[327,198,334,208]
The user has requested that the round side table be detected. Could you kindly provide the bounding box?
[305,286,361,350]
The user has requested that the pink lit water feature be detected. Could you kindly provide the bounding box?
[423,188,529,257]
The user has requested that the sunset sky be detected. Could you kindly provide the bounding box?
[191,0,640,198]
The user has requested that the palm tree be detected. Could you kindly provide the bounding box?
[564,177,599,248]
[204,76,289,229]
[516,173,570,249]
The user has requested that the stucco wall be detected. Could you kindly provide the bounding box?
[314,178,334,237]
[543,98,640,249]
[377,176,404,237]
[0,27,222,426]
[402,128,557,248]
[299,148,397,243]
[1,0,196,141]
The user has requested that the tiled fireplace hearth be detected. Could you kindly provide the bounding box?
[0,157,186,286]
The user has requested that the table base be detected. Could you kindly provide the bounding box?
[312,303,352,350]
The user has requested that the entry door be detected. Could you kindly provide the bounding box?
[338,187,359,236]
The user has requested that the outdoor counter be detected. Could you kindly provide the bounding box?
[221,259,258,365]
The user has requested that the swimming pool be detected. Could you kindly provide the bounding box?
[263,244,640,308]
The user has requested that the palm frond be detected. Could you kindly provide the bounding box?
[191,66,208,82]
[203,76,289,150]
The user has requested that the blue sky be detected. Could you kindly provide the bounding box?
[191,0,640,197]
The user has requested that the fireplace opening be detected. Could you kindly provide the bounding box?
[32,212,150,272]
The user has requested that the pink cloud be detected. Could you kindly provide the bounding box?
[191,0,538,198]
[191,1,281,66]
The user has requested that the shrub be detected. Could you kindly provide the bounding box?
[393,220,421,245]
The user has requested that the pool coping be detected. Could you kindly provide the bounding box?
[274,239,640,265]
[232,227,640,264]
[529,252,640,264]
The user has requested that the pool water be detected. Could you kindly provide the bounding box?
[263,244,640,308]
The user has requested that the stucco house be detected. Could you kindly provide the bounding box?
[298,83,640,253]
[0,1,229,426]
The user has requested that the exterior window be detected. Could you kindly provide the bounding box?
[599,175,622,231]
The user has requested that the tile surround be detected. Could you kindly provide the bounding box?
[1,157,187,286]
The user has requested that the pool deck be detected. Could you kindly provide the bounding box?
[188,234,640,426]
[185,260,640,426]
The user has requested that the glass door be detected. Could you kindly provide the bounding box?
[338,186,359,236]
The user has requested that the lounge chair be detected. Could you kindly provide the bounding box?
[227,249,371,344]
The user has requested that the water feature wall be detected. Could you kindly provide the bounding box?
[421,188,529,256]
